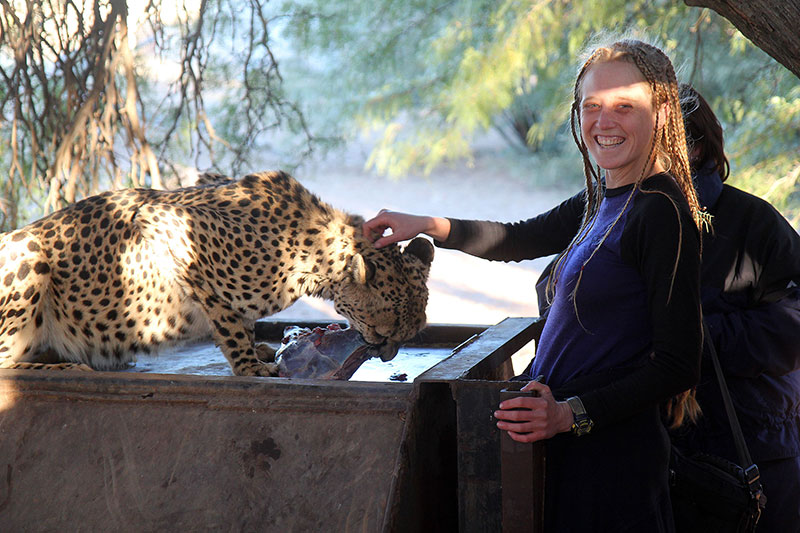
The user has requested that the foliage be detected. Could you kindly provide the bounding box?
[725,87,800,226]
[679,12,800,225]
[280,0,800,223]
[281,0,672,175]
[0,0,313,230]
[0,0,797,229]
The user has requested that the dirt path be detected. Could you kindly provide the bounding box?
[271,140,581,329]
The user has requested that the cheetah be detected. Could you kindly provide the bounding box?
[0,171,434,376]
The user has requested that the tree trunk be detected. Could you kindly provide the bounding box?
[685,0,800,79]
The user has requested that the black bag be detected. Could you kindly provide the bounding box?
[669,321,766,532]
[669,446,765,532]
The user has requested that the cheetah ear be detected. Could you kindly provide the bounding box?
[351,253,376,285]
[404,237,434,266]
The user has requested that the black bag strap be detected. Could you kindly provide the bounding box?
[702,320,764,497]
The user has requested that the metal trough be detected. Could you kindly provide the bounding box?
[0,317,544,531]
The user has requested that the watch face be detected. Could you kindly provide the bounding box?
[567,396,593,435]
[567,397,594,436]
[572,417,593,436]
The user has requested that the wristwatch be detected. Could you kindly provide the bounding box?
[566,396,594,436]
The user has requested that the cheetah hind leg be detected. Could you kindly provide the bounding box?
[0,231,89,371]
[0,346,94,371]
[0,361,94,371]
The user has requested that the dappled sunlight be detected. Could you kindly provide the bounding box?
[114,209,212,349]
[0,376,19,412]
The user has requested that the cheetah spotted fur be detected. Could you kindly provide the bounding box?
[0,171,434,376]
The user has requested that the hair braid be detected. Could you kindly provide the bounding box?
[627,42,705,232]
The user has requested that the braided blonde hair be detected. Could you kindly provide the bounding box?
[549,39,702,427]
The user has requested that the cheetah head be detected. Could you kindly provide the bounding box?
[332,237,434,361]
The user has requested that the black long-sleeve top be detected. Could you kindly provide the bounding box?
[438,173,702,428]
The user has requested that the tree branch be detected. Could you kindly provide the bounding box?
[684,0,800,79]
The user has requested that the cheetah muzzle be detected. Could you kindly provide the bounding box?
[0,171,434,376]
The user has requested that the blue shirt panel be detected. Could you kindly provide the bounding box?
[531,188,652,388]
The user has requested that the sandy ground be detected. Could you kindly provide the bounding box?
[266,137,582,371]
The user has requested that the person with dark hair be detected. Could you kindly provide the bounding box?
[671,84,800,532]
[364,39,703,531]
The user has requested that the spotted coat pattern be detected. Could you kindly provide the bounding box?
[0,171,434,376]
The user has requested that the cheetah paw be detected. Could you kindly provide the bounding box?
[236,361,279,377]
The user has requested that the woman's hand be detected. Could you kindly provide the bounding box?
[362,209,450,248]
[494,380,574,443]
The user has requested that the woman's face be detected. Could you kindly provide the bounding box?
[579,60,665,187]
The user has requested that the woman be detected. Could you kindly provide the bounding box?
[364,39,703,531]
[673,85,800,532]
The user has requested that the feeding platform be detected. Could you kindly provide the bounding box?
[0,317,544,531]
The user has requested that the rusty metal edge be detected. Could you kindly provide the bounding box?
[0,369,414,415]
[415,317,543,383]
[255,319,489,347]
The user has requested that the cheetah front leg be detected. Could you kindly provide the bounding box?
[198,293,278,377]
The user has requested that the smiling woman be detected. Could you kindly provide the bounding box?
[362,38,703,531]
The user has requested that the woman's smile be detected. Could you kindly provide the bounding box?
[595,135,625,148]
